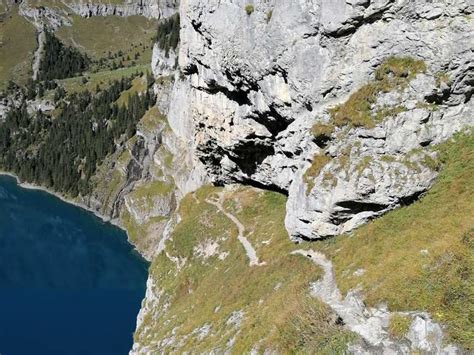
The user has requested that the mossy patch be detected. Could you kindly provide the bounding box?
[245,4,254,15]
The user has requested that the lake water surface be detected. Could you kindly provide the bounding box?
[0,175,148,355]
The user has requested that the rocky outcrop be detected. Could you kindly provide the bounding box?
[67,0,178,19]
[19,2,71,29]
[151,44,177,78]
[287,71,473,240]
[293,250,460,354]
[18,0,179,30]
[174,0,473,240]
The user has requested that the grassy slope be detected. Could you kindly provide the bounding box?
[55,15,155,65]
[317,132,474,348]
[0,7,37,88]
[116,75,147,105]
[53,15,155,94]
[135,186,356,353]
[58,64,148,93]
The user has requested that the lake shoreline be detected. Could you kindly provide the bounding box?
[0,172,148,355]
[0,171,145,259]
[0,171,115,224]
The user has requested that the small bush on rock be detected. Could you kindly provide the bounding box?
[245,4,254,15]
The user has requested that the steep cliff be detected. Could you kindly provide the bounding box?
[130,0,473,352]
[173,0,473,241]
[1,0,473,353]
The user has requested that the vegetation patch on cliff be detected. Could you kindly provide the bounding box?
[317,131,474,349]
[329,57,426,128]
[245,4,254,15]
[303,154,331,192]
[155,13,179,57]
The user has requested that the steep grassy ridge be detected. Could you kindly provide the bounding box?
[318,132,474,349]
[134,186,356,353]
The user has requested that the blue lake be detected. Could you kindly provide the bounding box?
[0,175,148,355]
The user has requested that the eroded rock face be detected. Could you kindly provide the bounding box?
[19,0,179,30]
[67,0,178,19]
[174,0,473,240]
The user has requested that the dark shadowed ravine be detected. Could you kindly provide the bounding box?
[0,175,148,355]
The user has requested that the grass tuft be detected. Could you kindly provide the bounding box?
[311,122,335,146]
[275,294,357,353]
[388,314,411,339]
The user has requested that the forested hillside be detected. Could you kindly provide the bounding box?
[0,75,155,196]
[38,31,91,81]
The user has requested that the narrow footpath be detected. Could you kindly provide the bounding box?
[206,191,265,267]
[292,250,458,354]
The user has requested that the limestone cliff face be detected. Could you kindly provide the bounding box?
[18,0,178,31]
[67,0,178,19]
[171,0,473,241]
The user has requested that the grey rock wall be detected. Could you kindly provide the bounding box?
[173,0,473,240]
[19,0,179,30]
[67,0,178,19]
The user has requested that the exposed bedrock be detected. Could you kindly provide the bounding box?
[67,0,178,19]
[18,0,179,30]
[174,0,474,240]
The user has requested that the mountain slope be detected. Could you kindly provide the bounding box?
[0,0,472,353]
